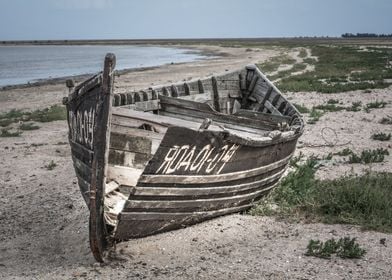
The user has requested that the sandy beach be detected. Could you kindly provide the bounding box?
[0,44,391,279]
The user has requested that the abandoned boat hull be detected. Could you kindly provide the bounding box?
[64,53,304,261]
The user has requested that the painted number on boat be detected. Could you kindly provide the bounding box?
[157,144,240,175]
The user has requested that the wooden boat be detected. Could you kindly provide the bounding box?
[63,53,304,262]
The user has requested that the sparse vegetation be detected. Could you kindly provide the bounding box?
[250,157,392,232]
[379,117,392,124]
[275,45,392,93]
[307,108,324,124]
[365,100,388,111]
[372,132,391,141]
[0,128,22,137]
[327,99,339,104]
[293,103,310,114]
[348,148,389,164]
[19,123,40,131]
[335,148,354,157]
[44,160,57,170]
[306,237,366,259]
[0,119,14,127]
[257,54,296,73]
[313,103,345,112]
[347,101,362,112]
[298,48,307,58]
[0,105,66,127]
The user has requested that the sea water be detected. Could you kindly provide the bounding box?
[0,45,205,87]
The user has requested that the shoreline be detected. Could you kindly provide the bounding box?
[0,44,221,91]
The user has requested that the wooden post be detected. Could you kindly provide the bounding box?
[198,80,205,93]
[89,53,116,263]
[211,76,220,112]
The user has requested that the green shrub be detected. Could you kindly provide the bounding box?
[45,160,57,170]
[346,101,362,112]
[307,108,324,124]
[348,148,389,164]
[366,100,388,110]
[0,128,22,137]
[293,103,310,114]
[371,132,391,141]
[379,117,392,125]
[306,237,366,259]
[19,123,40,131]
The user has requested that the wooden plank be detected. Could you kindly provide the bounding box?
[198,79,205,93]
[107,165,143,187]
[151,89,158,100]
[111,124,164,140]
[111,114,169,134]
[77,176,90,205]
[105,181,119,195]
[126,93,134,104]
[110,125,163,154]
[134,92,142,102]
[131,168,284,197]
[122,181,278,212]
[138,153,292,184]
[159,97,276,131]
[112,107,204,130]
[184,83,190,95]
[69,140,94,165]
[256,86,273,112]
[109,132,151,153]
[127,100,160,112]
[140,91,149,101]
[264,100,283,116]
[178,92,211,103]
[108,149,151,168]
[170,85,179,97]
[115,203,253,239]
[120,93,127,105]
[113,94,121,106]
[233,109,290,124]
[162,87,171,97]
[118,204,252,222]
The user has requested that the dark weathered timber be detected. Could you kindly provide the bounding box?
[211,76,221,112]
[65,53,116,262]
[65,57,304,260]
[88,53,116,262]
[197,79,205,93]
[184,83,190,95]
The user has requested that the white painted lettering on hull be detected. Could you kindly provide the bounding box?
[68,108,95,149]
[157,144,240,175]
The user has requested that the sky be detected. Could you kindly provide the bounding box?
[0,0,391,40]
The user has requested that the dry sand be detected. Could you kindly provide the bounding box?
[0,45,391,279]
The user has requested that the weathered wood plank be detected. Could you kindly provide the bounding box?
[109,132,151,153]
[108,149,151,168]
[107,165,143,187]
[183,83,190,95]
[122,181,278,212]
[69,140,94,165]
[131,168,284,197]
[138,153,292,184]
[159,96,277,131]
[211,76,221,112]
